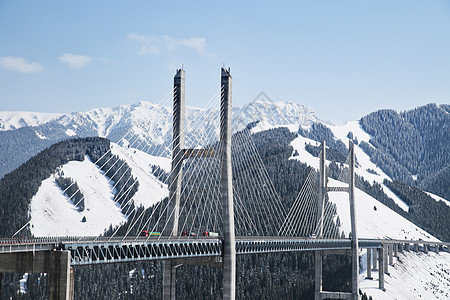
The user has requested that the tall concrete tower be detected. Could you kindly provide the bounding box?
[220,68,236,300]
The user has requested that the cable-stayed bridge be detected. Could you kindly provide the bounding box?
[0,68,448,300]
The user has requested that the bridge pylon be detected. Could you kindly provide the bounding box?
[162,67,236,299]
[220,67,236,299]
[315,140,359,300]
[163,68,185,300]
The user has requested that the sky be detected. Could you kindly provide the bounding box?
[0,0,449,122]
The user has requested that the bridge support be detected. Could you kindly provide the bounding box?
[383,244,389,275]
[378,247,385,291]
[372,248,377,270]
[348,141,359,300]
[388,244,394,266]
[315,141,326,300]
[163,68,186,300]
[220,68,236,300]
[316,141,359,299]
[366,249,372,279]
[0,250,73,300]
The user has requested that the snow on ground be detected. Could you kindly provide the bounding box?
[426,191,450,208]
[30,155,126,236]
[290,134,321,169]
[359,250,450,299]
[328,178,438,242]
[111,143,170,208]
[291,121,410,212]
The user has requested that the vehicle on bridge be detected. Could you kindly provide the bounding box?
[202,231,219,237]
[181,231,196,236]
[139,231,161,237]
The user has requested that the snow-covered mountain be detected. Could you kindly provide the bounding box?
[0,100,320,179]
[0,111,62,131]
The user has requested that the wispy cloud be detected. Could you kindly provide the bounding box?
[127,34,212,56]
[58,53,92,69]
[0,56,44,74]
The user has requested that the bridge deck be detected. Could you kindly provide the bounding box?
[1,237,448,266]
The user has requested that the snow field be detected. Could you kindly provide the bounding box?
[30,155,126,236]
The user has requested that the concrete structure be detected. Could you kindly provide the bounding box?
[414,243,419,252]
[348,141,359,300]
[220,68,236,300]
[388,244,394,266]
[383,244,389,275]
[366,248,372,279]
[0,250,73,299]
[372,248,377,270]
[163,68,186,300]
[315,142,326,300]
[315,141,359,300]
[378,247,385,291]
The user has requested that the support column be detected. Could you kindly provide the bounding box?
[405,243,410,252]
[349,141,359,300]
[372,249,377,270]
[163,261,176,300]
[163,68,186,300]
[0,251,72,300]
[48,251,71,300]
[378,248,385,291]
[220,68,236,300]
[414,243,419,252]
[69,268,74,300]
[366,249,372,279]
[315,252,323,300]
[315,142,326,300]
[388,244,394,266]
[423,244,428,254]
[435,245,440,254]
[394,244,398,257]
[399,243,403,253]
[383,244,389,275]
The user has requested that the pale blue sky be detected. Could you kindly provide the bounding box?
[1,0,449,121]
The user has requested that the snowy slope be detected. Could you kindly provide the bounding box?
[359,250,450,299]
[110,143,170,208]
[29,143,169,236]
[0,111,62,131]
[291,121,411,211]
[29,155,126,236]
[327,178,438,241]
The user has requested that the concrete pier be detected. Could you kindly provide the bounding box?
[435,245,440,254]
[372,248,377,270]
[378,247,385,291]
[414,243,419,252]
[220,68,236,300]
[366,249,372,279]
[423,244,428,254]
[388,244,394,266]
[405,243,410,252]
[394,243,398,257]
[0,250,72,300]
[383,244,389,275]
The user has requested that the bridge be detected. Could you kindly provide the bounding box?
[0,68,448,300]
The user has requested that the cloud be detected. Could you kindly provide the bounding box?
[127,34,211,56]
[58,53,92,69]
[0,56,44,74]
